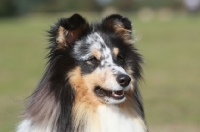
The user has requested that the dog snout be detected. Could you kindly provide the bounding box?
[116,74,131,88]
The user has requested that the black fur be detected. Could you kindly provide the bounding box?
[47,14,88,132]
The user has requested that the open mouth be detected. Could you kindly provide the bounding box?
[94,86,125,100]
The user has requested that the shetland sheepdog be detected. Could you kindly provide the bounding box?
[17,14,148,132]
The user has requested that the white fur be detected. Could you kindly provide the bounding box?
[17,120,31,132]
[97,105,146,132]
[16,119,55,132]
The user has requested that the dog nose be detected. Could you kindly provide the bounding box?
[116,74,131,87]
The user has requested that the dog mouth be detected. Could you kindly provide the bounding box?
[94,86,125,100]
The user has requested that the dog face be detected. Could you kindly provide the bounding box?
[73,32,131,104]
[49,14,142,105]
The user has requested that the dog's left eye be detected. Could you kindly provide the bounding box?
[87,56,99,65]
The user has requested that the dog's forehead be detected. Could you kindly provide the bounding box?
[85,32,109,53]
[86,32,105,48]
[74,32,113,60]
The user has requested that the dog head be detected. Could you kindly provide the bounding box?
[49,14,142,105]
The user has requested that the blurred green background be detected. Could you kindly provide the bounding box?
[0,0,200,132]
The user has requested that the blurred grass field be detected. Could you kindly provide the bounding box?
[0,13,200,132]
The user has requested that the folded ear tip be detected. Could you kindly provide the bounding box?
[121,17,132,30]
[101,14,133,44]
[104,14,132,30]
[69,13,86,25]
[58,14,87,30]
[71,13,82,18]
[105,14,123,19]
[48,13,90,49]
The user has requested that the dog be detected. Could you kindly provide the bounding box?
[17,14,148,132]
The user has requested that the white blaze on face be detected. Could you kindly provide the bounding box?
[74,32,130,91]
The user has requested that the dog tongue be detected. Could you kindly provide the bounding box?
[111,90,124,99]
[114,90,124,96]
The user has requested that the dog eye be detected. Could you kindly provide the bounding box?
[88,56,99,65]
[117,54,124,64]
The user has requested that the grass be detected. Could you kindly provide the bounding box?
[0,13,200,132]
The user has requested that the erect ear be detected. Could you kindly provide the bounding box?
[101,14,133,43]
[49,14,90,49]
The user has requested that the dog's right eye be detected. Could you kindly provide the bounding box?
[117,54,124,65]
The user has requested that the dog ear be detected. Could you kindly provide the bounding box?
[101,14,132,43]
[49,14,89,49]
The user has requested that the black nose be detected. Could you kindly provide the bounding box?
[116,74,131,87]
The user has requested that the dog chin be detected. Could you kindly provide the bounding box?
[103,96,126,104]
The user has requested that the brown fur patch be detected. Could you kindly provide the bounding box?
[83,70,108,101]
[66,22,88,44]
[113,47,119,57]
[56,26,80,49]
[68,66,115,103]
[66,27,83,44]
[56,23,88,49]
[68,67,101,106]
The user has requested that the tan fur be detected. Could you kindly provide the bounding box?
[56,26,67,48]
[68,67,101,106]
[68,67,102,131]
[125,65,135,91]
[92,49,102,60]
[113,47,119,57]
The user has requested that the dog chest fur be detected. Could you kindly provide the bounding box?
[17,105,146,132]
[96,105,146,132]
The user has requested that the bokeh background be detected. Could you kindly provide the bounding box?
[1,0,200,132]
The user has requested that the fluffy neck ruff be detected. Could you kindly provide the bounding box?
[72,97,147,132]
